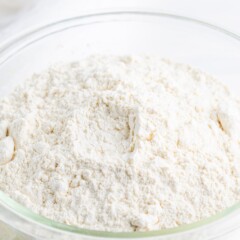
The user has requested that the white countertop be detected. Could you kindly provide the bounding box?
[0,1,240,239]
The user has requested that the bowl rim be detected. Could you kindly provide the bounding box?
[0,10,240,238]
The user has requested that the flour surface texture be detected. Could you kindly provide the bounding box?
[0,55,240,232]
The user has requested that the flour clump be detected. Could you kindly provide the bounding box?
[0,55,240,232]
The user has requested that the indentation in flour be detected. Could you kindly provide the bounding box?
[61,96,138,163]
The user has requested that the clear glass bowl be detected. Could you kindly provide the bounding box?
[0,11,240,240]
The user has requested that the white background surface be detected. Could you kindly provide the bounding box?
[0,1,240,239]
[0,0,240,43]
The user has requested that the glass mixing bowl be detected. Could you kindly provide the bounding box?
[0,11,240,240]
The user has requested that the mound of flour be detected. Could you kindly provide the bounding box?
[0,55,240,231]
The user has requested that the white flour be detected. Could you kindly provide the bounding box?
[0,55,240,231]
